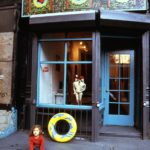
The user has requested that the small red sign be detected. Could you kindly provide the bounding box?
[43,66,49,72]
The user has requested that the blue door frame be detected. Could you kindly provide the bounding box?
[103,50,134,126]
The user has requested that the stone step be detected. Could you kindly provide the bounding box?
[99,125,141,138]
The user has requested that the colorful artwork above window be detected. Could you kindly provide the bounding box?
[22,0,147,16]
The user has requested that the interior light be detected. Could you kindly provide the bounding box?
[80,41,83,45]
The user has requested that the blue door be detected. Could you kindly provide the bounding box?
[103,50,134,126]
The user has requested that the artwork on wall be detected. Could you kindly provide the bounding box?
[0,32,14,104]
[22,0,147,16]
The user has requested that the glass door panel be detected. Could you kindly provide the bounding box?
[104,51,134,126]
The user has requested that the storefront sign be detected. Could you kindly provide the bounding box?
[22,0,147,16]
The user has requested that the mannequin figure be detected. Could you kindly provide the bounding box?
[73,75,86,105]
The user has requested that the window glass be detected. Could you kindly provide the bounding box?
[67,41,92,61]
[109,104,118,114]
[66,64,92,105]
[110,66,119,78]
[120,104,129,115]
[120,79,129,90]
[109,54,119,64]
[120,92,129,102]
[39,64,64,104]
[38,35,92,108]
[120,65,130,78]
[40,42,64,61]
[109,79,119,90]
[109,91,118,102]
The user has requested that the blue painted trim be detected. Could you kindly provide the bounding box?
[109,90,130,92]
[66,61,92,64]
[103,50,135,126]
[40,61,92,64]
[36,104,92,110]
[41,61,65,64]
[38,38,92,42]
[109,77,130,79]
[104,52,109,124]
[100,51,105,110]
[109,102,130,104]
[0,108,17,139]
[37,43,41,105]
[64,43,67,105]
[36,39,93,109]
[99,103,105,110]
[130,51,134,126]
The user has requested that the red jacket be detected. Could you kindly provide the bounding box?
[29,135,44,150]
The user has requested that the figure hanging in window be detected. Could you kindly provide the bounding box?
[73,75,86,105]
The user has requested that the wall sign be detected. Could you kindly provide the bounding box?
[43,66,49,72]
[33,0,48,8]
[22,0,147,17]
[71,0,87,5]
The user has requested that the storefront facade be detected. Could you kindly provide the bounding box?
[1,0,148,141]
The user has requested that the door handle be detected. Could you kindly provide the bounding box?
[106,90,117,101]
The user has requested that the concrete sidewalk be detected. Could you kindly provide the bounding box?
[0,131,150,150]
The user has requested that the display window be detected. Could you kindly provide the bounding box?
[37,32,93,109]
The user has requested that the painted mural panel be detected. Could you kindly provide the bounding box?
[22,0,147,16]
[0,33,13,61]
[0,32,14,104]
[0,62,12,104]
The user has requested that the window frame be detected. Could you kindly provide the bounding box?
[36,37,93,110]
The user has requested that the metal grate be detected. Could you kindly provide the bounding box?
[35,107,92,140]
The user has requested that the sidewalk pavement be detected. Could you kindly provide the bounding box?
[0,130,150,150]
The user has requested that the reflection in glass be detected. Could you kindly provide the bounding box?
[66,64,92,105]
[110,66,119,78]
[109,54,119,64]
[39,64,64,104]
[109,104,118,114]
[109,79,118,90]
[120,54,130,64]
[120,104,129,115]
[109,91,118,102]
[110,54,130,65]
[120,79,129,90]
[40,42,64,61]
[120,92,129,102]
[67,41,92,61]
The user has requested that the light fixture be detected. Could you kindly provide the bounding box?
[80,41,83,45]
[83,45,86,49]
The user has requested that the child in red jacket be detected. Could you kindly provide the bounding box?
[29,125,44,150]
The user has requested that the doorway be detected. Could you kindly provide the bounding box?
[103,50,134,126]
